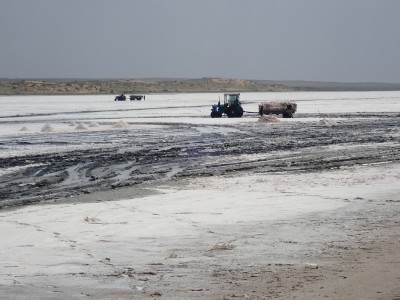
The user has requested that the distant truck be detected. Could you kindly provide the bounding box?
[258,101,297,118]
[129,95,145,101]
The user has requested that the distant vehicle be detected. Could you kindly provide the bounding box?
[210,93,244,118]
[114,93,126,101]
[129,95,145,101]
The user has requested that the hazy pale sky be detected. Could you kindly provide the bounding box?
[1,0,399,82]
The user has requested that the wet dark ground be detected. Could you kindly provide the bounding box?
[1,113,399,208]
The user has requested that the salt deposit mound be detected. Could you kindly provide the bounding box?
[20,126,29,131]
[113,120,130,128]
[75,123,89,130]
[69,121,77,126]
[319,119,334,126]
[41,123,55,132]
[89,122,100,128]
[258,115,281,123]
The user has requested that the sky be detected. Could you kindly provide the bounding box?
[1,0,400,83]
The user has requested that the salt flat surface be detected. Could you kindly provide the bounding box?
[1,162,399,299]
[0,91,399,299]
[1,91,400,117]
[1,91,399,137]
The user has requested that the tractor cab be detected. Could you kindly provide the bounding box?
[224,93,241,106]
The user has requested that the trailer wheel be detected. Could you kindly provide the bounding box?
[283,111,293,118]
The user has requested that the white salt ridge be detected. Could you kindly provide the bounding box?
[41,123,55,132]
[258,115,281,123]
[75,123,89,130]
[113,120,130,128]
[89,122,100,127]
[319,119,335,125]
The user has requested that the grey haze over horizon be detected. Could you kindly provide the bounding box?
[1,0,400,83]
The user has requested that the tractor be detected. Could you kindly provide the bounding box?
[211,93,244,118]
[114,93,126,101]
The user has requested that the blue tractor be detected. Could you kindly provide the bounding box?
[114,93,126,101]
[210,93,244,118]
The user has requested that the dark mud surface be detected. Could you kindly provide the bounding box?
[1,113,399,208]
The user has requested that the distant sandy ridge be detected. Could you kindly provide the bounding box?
[1,77,400,95]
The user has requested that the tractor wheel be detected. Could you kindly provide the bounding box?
[226,108,235,118]
[211,111,217,118]
[234,107,244,118]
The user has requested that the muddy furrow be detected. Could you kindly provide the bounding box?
[1,115,399,208]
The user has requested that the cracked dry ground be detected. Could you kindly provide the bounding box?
[1,114,399,208]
